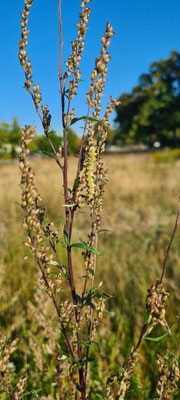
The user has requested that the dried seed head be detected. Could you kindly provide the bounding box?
[146,280,169,330]
[116,348,139,399]
[156,351,180,399]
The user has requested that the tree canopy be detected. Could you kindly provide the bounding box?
[114,50,180,146]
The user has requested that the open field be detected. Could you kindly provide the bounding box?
[0,154,180,398]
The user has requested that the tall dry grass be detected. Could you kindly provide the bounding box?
[0,154,180,398]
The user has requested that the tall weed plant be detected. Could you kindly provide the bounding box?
[0,1,180,399]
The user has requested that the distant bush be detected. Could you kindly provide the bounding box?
[0,120,80,158]
[153,147,180,163]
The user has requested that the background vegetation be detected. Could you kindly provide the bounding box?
[0,154,180,398]
[1,50,180,160]
[114,50,180,147]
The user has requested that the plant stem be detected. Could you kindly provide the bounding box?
[160,201,180,282]
[58,2,86,398]
[30,234,75,361]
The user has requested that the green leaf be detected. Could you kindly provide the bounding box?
[32,150,57,160]
[104,309,111,315]
[73,177,79,193]
[61,271,70,279]
[88,268,94,276]
[78,275,91,280]
[63,224,71,247]
[70,116,98,126]
[70,322,81,336]
[89,282,103,295]
[76,357,94,369]
[71,242,103,256]
[75,382,81,392]
[72,340,100,352]
[56,239,66,248]
[97,229,112,233]
[56,289,67,294]
[95,292,112,299]
[145,325,175,342]
[62,203,76,208]
[143,311,150,324]
[76,294,83,304]
[85,299,95,309]
[15,201,23,208]
[95,394,105,400]
[20,389,41,398]
[67,355,74,364]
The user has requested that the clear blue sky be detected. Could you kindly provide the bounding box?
[1,0,180,134]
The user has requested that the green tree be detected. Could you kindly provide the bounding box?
[0,118,22,159]
[9,118,21,146]
[9,118,22,158]
[67,128,81,155]
[35,130,63,153]
[0,122,10,147]
[115,50,180,146]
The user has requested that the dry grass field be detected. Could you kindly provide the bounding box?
[0,153,180,398]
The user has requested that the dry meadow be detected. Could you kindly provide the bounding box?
[0,153,180,398]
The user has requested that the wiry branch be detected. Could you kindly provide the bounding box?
[160,199,180,281]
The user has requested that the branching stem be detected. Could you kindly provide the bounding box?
[58,2,86,398]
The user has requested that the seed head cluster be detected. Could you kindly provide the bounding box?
[146,280,169,332]
[19,0,51,133]
[65,0,92,104]
[116,348,138,400]
[19,0,40,105]
[17,2,180,400]
[157,352,180,399]
[79,22,119,220]
[0,336,27,398]
[19,126,57,291]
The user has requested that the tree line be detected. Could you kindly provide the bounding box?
[1,50,180,158]
[0,118,81,159]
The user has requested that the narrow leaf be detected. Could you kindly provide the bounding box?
[70,322,81,336]
[73,177,79,193]
[70,116,98,126]
[97,229,112,233]
[143,311,150,324]
[15,201,23,208]
[145,325,175,342]
[62,203,76,208]
[32,150,56,160]
[88,268,94,276]
[63,224,71,247]
[20,389,41,398]
[71,242,103,256]
[95,394,105,400]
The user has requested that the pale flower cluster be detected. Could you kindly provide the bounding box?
[0,336,27,398]
[19,0,42,108]
[146,280,169,333]
[19,0,52,132]
[157,352,180,399]
[65,0,92,102]
[87,21,115,118]
[19,126,54,285]
[116,348,138,400]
